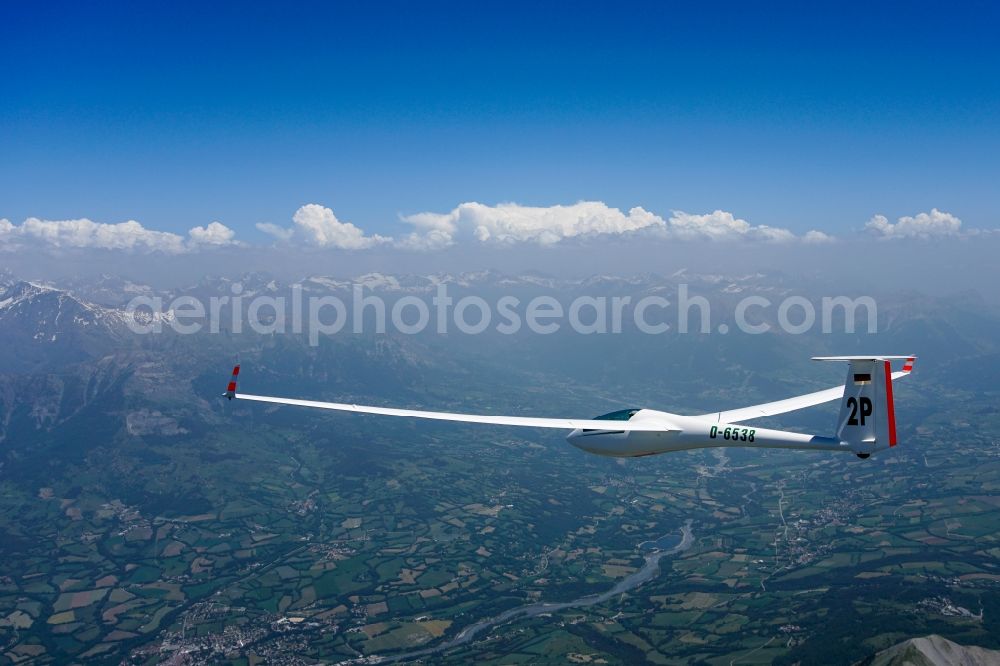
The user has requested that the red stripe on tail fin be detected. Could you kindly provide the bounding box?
[884,360,897,447]
[225,365,240,399]
[902,357,914,372]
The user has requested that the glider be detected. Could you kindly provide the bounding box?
[224,355,915,459]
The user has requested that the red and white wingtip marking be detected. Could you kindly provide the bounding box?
[225,365,240,400]
[902,356,915,373]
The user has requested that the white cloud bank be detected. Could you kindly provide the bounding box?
[0,217,239,253]
[398,201,831,248]
[2,204,990,255]
[257,204,391,249]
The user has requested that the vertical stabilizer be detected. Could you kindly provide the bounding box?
[813,355,914,457]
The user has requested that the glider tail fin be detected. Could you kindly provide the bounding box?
[813,355,915,457]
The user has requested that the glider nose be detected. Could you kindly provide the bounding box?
[566,428,612,455]
[566,428,585,449]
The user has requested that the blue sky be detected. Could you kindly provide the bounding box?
[2,0,999,241]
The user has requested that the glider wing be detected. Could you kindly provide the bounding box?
[225,366,667,432]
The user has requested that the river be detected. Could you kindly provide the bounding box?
[364,519,695,663]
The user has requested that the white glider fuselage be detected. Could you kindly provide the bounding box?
[565,410,845,458]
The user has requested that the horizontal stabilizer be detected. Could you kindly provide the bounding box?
[701,355,915,423]
[812,355,916,362]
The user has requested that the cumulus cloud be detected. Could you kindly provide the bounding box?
[188,221,239,247]
[12,217,187,253]
[0,217,238,253]
[258,204,392,249]
[865,208,963,239]
[399,201,665,248]
[393,209,462,250]
[666,210,798,242]
[294,204,391,249]
[394,227,456,251]
[802,229,836,244]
